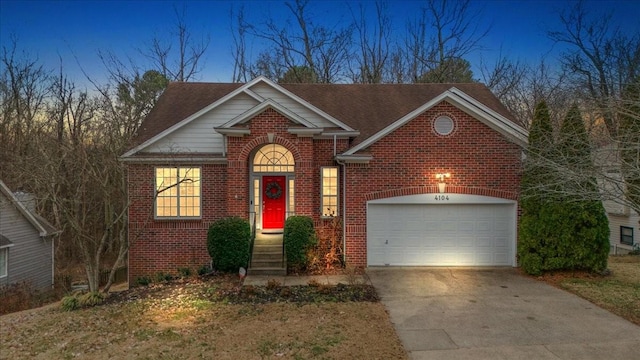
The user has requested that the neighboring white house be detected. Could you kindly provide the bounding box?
[0,180,60,290]
[596,145,638,254]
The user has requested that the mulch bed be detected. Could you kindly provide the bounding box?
[103,273,378,307]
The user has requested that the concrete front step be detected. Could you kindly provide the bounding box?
[252,254,283,261]
[248,232,286,276]
[247,267,287,276]
[253,245,283,253]
[250,260,285,268]
[254,238,283,246]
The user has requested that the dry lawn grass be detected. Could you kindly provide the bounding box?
[0,276,407,360]
[539,255,640,325]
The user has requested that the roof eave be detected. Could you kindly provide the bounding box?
[335,154,373,164]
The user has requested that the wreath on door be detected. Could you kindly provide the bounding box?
[265,182,283,199]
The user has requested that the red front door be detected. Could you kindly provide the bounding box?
[263,176,286,229]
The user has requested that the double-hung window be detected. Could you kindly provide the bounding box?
[321,167,338,217]
[620,226,634,246]
[155,167,201,218]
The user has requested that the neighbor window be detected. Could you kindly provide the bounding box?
[0,248,7,278]
[621,226,634,246]
[155,167,201,218]
[321,167,338,217]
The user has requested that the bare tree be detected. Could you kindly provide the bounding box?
[231,5,251,83]
[349,1,392,83]
[237,0,353,83]
[0,36,49,160]
[404,0,489,83]
[548,0,640,138]
[141,5,210,82]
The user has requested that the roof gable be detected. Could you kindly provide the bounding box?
[218,98,318,129]
[124,77,354,157]
[342,87,528,155]
[0,180,59,237]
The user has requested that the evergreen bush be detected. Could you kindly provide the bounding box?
[207,217,251,272]
[283,216,317,270]
[519,102,610,274]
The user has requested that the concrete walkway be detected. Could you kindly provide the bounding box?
[367,267,640,360]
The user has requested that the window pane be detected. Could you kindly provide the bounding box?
[156,167,201,218]
[253,144,295,173]
[289,179,295,214]
[321,167,338,217]
[0,249,7,277]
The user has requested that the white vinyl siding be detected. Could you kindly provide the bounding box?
[145,93,259,153]
[155,167,201,218]
[0,196,53,290]
[321,167,338,217]
[251,83,339,128]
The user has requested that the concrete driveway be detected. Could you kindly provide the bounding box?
[366,267,640,360]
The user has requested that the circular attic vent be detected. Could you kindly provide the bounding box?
[433,115,455,136]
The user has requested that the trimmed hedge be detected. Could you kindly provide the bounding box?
[207,217,251,272]
[283,216,317,270]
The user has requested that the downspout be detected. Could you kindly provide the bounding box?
[334,134,346,263]
[222,135,227,157]
[336,157,346,263]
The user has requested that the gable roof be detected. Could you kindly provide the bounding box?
[0,180,60,237]
[127,78,526,156]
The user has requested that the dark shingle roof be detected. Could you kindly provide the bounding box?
[131,81,515,149]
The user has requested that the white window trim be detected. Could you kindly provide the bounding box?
[154,166,202,219]
[320,166,339,218]
[0,247,8,278]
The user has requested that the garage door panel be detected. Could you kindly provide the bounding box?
[368,202,515,266]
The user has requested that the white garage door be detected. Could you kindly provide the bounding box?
[367,196,516,266]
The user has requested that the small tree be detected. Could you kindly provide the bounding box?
[555,105,609,272]
[519,103,610,274]
[207,217,251,272]
[619,76,640,217]
[518,101,557,274]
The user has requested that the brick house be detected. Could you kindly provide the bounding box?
[122,77,528,282]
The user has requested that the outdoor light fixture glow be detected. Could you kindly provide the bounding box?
[435,173,451,193]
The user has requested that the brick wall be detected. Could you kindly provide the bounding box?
[342,102,522,266]
[127,163,227,283]
[128,108,340,281]
[127,103,523,277]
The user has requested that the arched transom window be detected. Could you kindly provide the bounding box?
[252,144,295,173]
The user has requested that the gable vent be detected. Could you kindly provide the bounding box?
[434,116,455,136]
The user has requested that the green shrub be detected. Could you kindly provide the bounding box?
[61,291,105,311]
[519,200,609,275]
[284,216,317,270]
[61,295,79,311]
[207,217,251,272]
[154,272,174,283]
[136,276,151,286]
[198,264,211,276]
[78,292,105,308]
[177,267,192,278]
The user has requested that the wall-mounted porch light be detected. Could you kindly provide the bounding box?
[435,173,451,193]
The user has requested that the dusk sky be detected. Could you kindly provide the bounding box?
[1,0,639,85]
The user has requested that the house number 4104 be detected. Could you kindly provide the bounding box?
[434,195,449,201]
